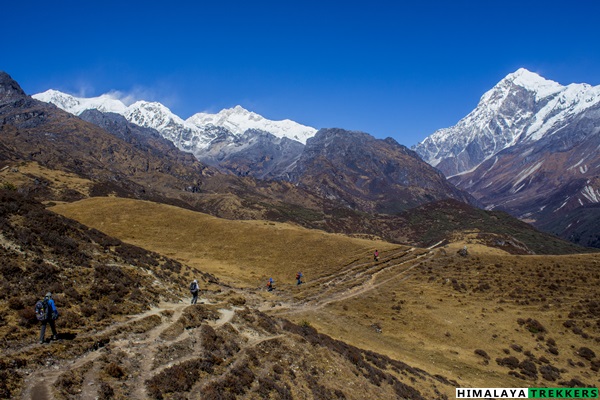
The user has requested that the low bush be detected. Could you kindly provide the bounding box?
[474,349,490,360]
[17,308,37,328]
[8,297,24,310]
[577,347,596,361]
[97,381,114,400]
[104,362,125,379]
[496,356,520,369]
[517,318,546,333]
[539,365,561,381]
[518,360,537,379]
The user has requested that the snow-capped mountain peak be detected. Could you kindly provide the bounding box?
[414,68,600,176]
[186,105,316,144]
[503,68,563,98]
[33,89,128,115]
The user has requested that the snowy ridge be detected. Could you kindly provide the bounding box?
[187,105,316,144]
[32,90,317,150]
[34,90,128,115]
[414,68,600,176]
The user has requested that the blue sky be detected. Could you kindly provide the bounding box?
[2,1,600,146]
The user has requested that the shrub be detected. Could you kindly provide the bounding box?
[577,347,596,361]
[272,364,284,375]
[474,349,490,360]
[559,378,591,388]
[519,318,546,334]
[64,287,82,302]
[54,370,83,396]
[200,325,223,352]
[95,304,116,321]
[563,320,576,329]
[146,358,217,398]
[0,371,12,399]
[105,362,125,379]
[510,344,523,353]
[97,382,114,400]
[496,357,520,369]
[257,376,291,399]
[80,304,95,318]
[17,308,37,328]
[8,297,24,310]
[60,310,83,329]
[2,182,17,191]
[518,360,538,379]
[539,365,560,381]
[0,262,23,279]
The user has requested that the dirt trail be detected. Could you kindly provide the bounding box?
[268,248,433,315]
[129,301,190,399]
[20,298,242,400]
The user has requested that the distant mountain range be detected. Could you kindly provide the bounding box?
[33,85,476,215]
[33,90,316,149]
[414,68,600,247]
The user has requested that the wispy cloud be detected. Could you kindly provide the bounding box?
[72,77,95,98]
[102,85,181,112]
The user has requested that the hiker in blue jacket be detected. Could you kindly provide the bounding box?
[39,292,59,344]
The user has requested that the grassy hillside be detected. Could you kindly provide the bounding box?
[51,197,399,288]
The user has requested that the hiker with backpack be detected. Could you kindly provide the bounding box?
[37,292,59,344]
[374,249,379,262]
[267,277,274,292]
[190,279,199,304]
[296,271,303,285]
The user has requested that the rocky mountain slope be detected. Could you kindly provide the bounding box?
[192,129,305,179]
[288,128,476,214]
[414,69,600,247]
